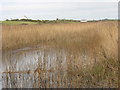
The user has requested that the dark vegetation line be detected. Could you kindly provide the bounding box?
[5,18,117,23]
[6,18,81,23]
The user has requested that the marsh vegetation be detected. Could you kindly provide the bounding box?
[1,21,118,88]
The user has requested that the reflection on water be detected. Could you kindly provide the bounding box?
[2,47,95,88]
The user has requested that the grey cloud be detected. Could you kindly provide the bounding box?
[1,2,118,20]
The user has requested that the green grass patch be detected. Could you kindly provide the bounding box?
[1,21,38,25]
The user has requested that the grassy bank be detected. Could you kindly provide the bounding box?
[0,21,38,25]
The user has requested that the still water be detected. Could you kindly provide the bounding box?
[1,47,92,88]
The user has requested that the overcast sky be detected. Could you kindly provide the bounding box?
[0,0,119,20]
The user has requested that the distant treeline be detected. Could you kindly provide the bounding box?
[6,18,81,23]
[5,18,118,23]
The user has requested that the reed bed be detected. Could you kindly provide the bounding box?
[2,21,117,51]
[2,21,118,88]
[2,49,118,88]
